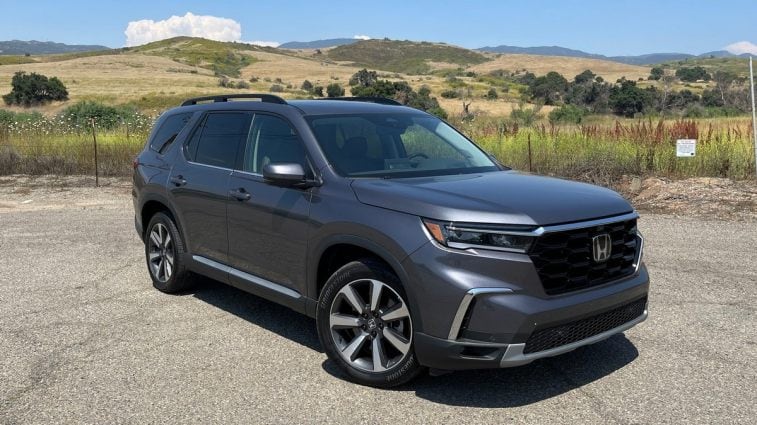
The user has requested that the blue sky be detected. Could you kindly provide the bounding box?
[1,0,756,55]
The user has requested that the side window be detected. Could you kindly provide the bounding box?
[149,112,193,153]
[190,112,252,169]
[242,114,310,176]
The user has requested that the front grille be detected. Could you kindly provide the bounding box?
[523,296,647,354]
[529,218,638,295]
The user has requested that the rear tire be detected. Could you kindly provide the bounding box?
[316,259,424,388]
[144,212,194,293]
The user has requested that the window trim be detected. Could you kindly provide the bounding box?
[148,111,195,154]
[182,111,254,171]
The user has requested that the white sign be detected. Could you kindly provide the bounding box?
[676,139,696,157]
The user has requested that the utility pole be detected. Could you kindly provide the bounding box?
[750,56,757,178]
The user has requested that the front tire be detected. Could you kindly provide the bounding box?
[144,212,194,293]
[316,259,424,388]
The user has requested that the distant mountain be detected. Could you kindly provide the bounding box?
[477,45,740,65]
[279,38,359,49]
[0,40,109,55]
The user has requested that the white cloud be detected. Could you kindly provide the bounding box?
[124,12,243,47]
[244,40,281,48]
[353,35,372,40]
[725,41,757,55]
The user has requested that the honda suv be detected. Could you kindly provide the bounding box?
[133,94,649,387]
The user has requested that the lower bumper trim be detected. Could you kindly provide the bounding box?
[499,309,648,367]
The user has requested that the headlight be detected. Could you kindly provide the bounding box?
[422,219,536,253]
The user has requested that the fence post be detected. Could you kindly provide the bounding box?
[750,56,757,178]
[91,118,99,187]
[527,133,533,173]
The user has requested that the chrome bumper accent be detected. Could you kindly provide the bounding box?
[447,288,513,340]
[499,309,648,367]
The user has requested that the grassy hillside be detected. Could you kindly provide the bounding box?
[660,56,751,78]
[328,39,489,74]
[127,37,275,77]
[470,53,650,82]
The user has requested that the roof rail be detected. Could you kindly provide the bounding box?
[181,94,287,107]
[321,96,402,106]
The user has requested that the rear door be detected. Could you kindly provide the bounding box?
[168,111,252,267]
[226,113,314,300]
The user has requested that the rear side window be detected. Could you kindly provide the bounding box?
[149,112,193,153]
[187,112,252,169]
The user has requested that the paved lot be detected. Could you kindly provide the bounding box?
[1,181,755,424]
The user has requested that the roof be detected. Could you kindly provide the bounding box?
[287,100,420,115]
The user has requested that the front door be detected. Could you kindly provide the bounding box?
[226,113,314,297]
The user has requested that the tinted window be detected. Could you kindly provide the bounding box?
[191,113,252,169]
[307,113,497,177]
[149,112,193,152]
[241,114,309,175]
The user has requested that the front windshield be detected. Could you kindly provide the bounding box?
[306,113,499,178]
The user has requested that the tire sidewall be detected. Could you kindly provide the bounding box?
[316,259,423,388]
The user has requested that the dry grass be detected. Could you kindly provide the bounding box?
[470,53,650,82]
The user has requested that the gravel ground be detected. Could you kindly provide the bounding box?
[0,177,755,424]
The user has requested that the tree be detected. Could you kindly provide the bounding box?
[573,70,596,84]
[348,69,378,87]
[301,80,314,93]
[649,67,664,81]
[527,71,569,105]
[609,79,650,117]
[675,66,710,82]
[326,83,344,97]
[3,71,69,106]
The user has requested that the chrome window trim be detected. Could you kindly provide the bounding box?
[448,287,514,340]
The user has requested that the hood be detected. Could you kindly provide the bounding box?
[350,171,633,226]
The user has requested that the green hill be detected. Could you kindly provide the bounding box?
[126,37,281,77]
[327,39,489,74]
[660,56,751,78]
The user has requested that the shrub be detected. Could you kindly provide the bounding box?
[269,84,284,93]
[312,86,324,97]
[675,66,710,82]
[326,83,345,97]
[218,77,231,87]
[249,76,259,83]
[440,90,458,99]
[548,104,588,124]
[3,71,69,106]
[58,101,144,130]
[235,81,250,89]
[485,88,498,100]
[649,67,664,81]
[509,104,541,127]
[301,80,314,93]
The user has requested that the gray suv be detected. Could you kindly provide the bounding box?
[133,94,648,387]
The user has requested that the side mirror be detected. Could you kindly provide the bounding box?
[262,163,307,186]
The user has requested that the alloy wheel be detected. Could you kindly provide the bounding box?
[329,279,413,373]
[147,223,174,282]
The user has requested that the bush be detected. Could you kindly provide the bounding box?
[312,86,324,97]
[326,83,345,97]
[269,84,284,93]
[485,88,498,100]
[440,90,458,99]
[509,104,541,127]
[235,81,250,89]
[3,71,69,106]
[58,101,144,130]
[301,80,314,93]
[675,66,710,82]
[249,76,259,83]
[548,104,588,124]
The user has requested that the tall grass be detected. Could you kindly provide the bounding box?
[0,111,755,181]
[454,116,756,183]
[0,113,151,176]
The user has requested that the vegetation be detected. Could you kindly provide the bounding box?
[347,70,447,118]
[3,71,68,106]
[326,83,345,97]
[328,39,488,74]
[128,37,261,77]
[675,66,711,82]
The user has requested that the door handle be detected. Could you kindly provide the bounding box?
[169,175,187,186]
[229,188,251,201]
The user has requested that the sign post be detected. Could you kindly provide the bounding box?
[750,56,757,178]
